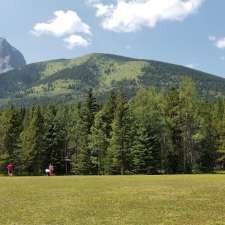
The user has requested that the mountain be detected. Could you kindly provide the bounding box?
[0,38,26,74]
[0,53,224,106]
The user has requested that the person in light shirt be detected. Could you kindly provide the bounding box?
[49,164,54,176]
[45,164,54,176]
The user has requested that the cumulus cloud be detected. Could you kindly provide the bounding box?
[32,10,91,37]
[32,10,92,49]
[64,35,90,49]
[209,36,225,49]
[90,0,204,32]
[215,38,225,49]
[94,3,114,17]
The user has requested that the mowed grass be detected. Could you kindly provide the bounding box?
[0,175,225,225]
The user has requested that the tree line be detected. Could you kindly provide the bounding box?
[0,77,225,175]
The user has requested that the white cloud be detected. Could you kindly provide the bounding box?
[90,0,204,32]
[185,64,196,69]
[95,3,114,17]
[32,10,91,37]
[209,36,225,49]
[215,37,225,49]
[32,10,92,49]
[64,35,90,49]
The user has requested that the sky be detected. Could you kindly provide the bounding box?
[1,0,225,77]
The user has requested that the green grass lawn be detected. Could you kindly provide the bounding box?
[0,175,225,225]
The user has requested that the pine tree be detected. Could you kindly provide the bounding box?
[74,89,99,174]
[89,110,109,174]
[89,91,117,175]
[43,106,67,174]
[101,91,117,138]
[131,123,150,174]
[3,108,24,174]
[83,88,99,132]
[164,78,200,173]
[107,92,132,175]
[21,106,45,175]
[130,88,166,174]
[164,87,183,173]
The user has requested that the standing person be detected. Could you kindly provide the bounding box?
[49,164,54,176]
[45,168,50,176]
[6,163,14,176]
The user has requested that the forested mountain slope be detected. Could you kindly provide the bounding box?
[0,53,224,106]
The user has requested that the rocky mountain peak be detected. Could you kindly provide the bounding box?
[0,37,26,73]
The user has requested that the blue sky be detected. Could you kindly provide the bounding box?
[1,0,225,77]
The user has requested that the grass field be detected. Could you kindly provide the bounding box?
[0,175,225,225]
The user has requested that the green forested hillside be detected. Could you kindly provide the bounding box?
[1,79,225,176]
[0,53,224,106]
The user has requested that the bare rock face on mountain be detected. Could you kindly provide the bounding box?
[0,37,26,73]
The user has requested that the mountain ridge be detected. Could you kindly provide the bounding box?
[24,52,223,80]
[0,53,224,106]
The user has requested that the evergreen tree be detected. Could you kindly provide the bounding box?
[165,78,200,173]
[21,106,45,175]
[101,91,117,138]
[89,110,109,174]
[43,106,67,174]
[130,88,166,174]
[3,108,24,174]
[164,87,183,173]
[107,92,132,175]
[89,91,117,175]
[74,89,99,174]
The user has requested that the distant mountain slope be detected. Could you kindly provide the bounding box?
[0,38,26,74]
[0,53,224,106]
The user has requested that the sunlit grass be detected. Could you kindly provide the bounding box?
[0,175,225,225]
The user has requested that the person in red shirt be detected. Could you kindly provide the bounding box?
[6,163,14,176]
[49,164,54,176]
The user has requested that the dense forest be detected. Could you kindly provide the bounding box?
[0,77,225,175]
